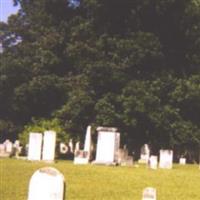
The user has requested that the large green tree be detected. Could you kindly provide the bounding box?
[1,0,200,161]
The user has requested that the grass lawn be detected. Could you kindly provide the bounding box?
[1,158,200,200]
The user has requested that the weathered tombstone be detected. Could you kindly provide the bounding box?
[42,131,56,162]
[159,149,173,169]
[68,139,74,153]
[13,140,22,157]
[149,156,158,170]
[28,133,43,161]
[28,167,65,200]
[179,158,186,165]
[74,150,89,164]
[142,187,156,200]
[139,144,150,164]
[0,144,7,157]
[75,141,80,153]
[4,139,13,154]
[84,125,92,159]
[74,126,92,164]
[0,144,5,153]
[93,127,120,165]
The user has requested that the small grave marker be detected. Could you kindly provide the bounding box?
[139,144,150,164]
[28,167,65,200]
[149,156,158,170]
[179,158,186,165]
[142,187,156,200]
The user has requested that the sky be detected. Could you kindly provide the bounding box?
[0,0,20,22]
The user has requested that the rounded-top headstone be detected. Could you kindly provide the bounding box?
[28,167,65,200]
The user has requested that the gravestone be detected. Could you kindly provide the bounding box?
[4,139,13,154]
[42,131,56,162]
[13,140,22,157]
[28,167,65,200]
[159,150,173,169]
[139,144,150,164]
[179,158,186,165]
[93,127,120,165]
[74,126,92,164]
[28,133,43,161]
[74,150,89,164]
[68,139,74,153]
[117,146,133,166]
[84,125,92,159]
[75,141,80,153]
[142,187,156,200]
[149,156,158,170]
[0,143,7,157]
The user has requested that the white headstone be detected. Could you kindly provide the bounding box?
[84,125,92,157]
[179,158,186,165]
[74,150,89,164]
[68,139,74,153]
[149,156,158,170]
[42,131,56,162]
[0,144,5,152]
[75,141,80,152]
[139,144,150,164]
[4,139,13,153]
[142,187,156,200]
[93,127,120,165]
[159,149,173,169]
[0,144,7,157]
[28,133,43,161]
[28,167,65,200]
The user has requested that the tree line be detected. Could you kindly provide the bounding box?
[1,0,200,160]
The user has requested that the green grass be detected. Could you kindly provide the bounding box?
[1,159,200,200]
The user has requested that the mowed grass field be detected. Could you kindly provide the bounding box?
[1,159,200,200]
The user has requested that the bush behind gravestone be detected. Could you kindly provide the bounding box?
[19,118,69,146]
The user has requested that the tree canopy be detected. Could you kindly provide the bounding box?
[1,0,200,160]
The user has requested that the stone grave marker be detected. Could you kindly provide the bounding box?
[28,133,43,161]
[0,143,7,157]
[117,146,133,166]
[159,149,173,169]
[84,125,92,158]
[28,167,65,200]
[68,139,74,153]
[4,139,13,154]
[93,127,120,165]
[75,141,80,153]
[74,150,89,164]
[74,126,92,164]
[139,144,150,164]
[42,130,56,162]
[142,187,156,200]
[179,158,186,165]
[149,156,158,170]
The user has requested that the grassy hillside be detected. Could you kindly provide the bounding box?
[1,159,200,200]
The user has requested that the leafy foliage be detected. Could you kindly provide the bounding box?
[1,0,200,159]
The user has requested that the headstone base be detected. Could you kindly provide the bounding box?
[74,157,89,165]
[92,161,117,166]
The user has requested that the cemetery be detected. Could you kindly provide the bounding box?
[1,158,200,200]
[2,0,200,199]
[1,126,200,199]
